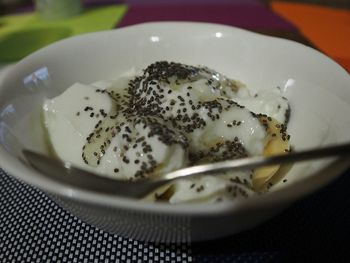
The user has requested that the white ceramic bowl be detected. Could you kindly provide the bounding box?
[0,22,349,243]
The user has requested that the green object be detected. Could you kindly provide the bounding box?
[0,26,71,61]
[35,0,83,20]
[0,5,128,62]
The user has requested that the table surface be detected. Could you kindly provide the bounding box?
[1,1,349,262]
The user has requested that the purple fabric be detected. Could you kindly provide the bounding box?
[82,0,261,5]
[12,0,297,33]
[12,0,295,32]
[123,0,262,6]
[117,4,296,30]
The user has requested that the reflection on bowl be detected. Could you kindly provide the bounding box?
[0,22,349,242]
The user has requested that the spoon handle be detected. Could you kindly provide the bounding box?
[23,142,350,198]
[162,143,350,181]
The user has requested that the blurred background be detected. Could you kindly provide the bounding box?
[0,0,349,69]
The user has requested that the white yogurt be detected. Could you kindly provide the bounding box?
[43,61,291,203]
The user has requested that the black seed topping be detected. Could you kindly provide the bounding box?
[84,106,93,111]
[196,185,204,192]
[80,61,289,187]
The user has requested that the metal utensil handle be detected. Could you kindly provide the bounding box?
[163,143,350,181]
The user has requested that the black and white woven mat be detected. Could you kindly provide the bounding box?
[0,170,192,263]
[1,168,349,262]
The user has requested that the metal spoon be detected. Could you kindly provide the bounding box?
[23,142,350,198]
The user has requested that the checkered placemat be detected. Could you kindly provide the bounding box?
[0,169,192,263]
[1,167,349,262]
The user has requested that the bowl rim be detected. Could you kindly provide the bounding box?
[0,21,349,215]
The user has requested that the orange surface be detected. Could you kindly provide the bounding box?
[271,2,350,72]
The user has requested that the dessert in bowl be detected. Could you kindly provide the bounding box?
[43,60,291,203]
[0,22,349,242]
